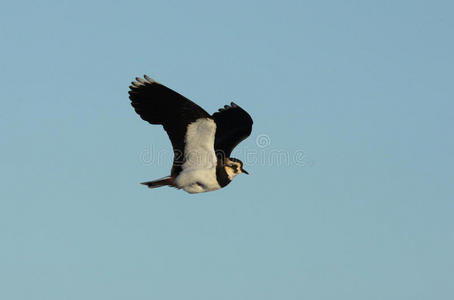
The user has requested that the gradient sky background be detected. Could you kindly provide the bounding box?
[1,1,453,299]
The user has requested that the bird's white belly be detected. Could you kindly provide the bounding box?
[174,169,221,193]
[173,118,221,194]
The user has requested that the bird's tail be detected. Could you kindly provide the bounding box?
[141,176,174,188]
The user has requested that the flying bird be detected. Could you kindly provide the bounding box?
[129,75,253,194]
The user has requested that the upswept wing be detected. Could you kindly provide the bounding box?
[129,75,211,173]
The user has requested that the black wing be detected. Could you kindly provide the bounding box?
[129,75,211,173]
[212,102,253,159]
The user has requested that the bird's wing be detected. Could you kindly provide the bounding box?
[129,75,211,172]
[212,102,253,158]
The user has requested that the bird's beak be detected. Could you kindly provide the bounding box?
[241,168,249,175]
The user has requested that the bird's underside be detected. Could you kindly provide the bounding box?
[129,75,253,193]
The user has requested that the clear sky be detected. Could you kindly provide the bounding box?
[1,1,453,299]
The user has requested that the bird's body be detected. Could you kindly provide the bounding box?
[173,117,220,193]
[129,75,253,194]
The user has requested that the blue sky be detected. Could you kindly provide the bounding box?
[1,0,453,299]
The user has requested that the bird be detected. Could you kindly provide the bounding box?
[128,75,253,194]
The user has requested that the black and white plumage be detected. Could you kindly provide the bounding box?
[129,75,253,194]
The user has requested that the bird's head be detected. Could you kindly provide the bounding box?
[224,157,249,180]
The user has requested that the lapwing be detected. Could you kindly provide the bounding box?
[129,75,253,194]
